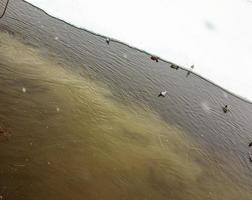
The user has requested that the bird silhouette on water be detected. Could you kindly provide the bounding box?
[170,64,180,70]
[186,65,194,77]
[106,38,110,45]
[158,91,167,97]
[223,105,229,113]
[151,56,159,62]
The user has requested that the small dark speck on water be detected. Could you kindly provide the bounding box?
[170,64,179,70]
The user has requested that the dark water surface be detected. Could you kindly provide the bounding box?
[0,0,252,199]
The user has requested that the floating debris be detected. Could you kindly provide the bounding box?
[158,91,167,97]
[22,87,26,93]
[54,36,59,40]
[56,107,60,112]
[150,56,159,62]
[106,38,110,45]
[170,64,179,70]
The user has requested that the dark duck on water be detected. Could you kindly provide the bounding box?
[170,64,180,70]
[223,105,229,113]
[151,56,159,62]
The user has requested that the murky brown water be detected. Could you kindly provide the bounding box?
[0,29,250,200]
[0,0,252,199]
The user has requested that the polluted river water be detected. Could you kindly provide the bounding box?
[0,0,252,199]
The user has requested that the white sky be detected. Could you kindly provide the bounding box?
[27,0,252,101]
